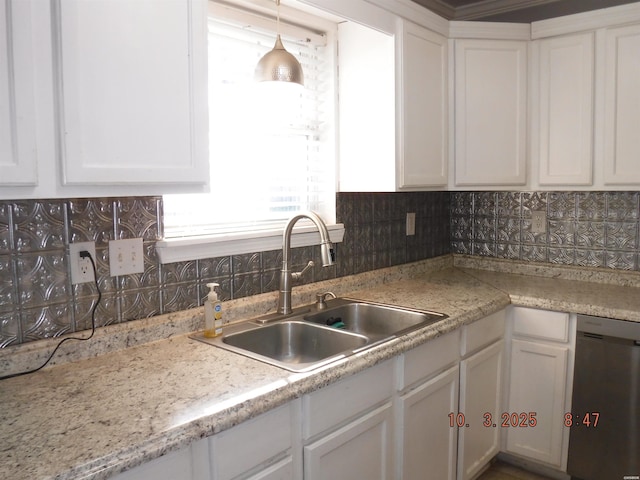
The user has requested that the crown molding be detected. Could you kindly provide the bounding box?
[449,20,531,39]
[454,0,561,20]
[531,2,640,38]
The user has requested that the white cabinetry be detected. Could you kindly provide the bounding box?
[533,33,594,185]
[53,0,208,187]
[457,310,505,480]
[337,9,447,191]
[397,330,460,480]
[209,403,297,480]
[302,360,394,480]
[0,0,38,185]
[503,306,575,471]
[603,23,640,185]
[453,39,527,186]
[112,438,210,480]
[396,19,448,188]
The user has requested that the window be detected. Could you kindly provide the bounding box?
[163,1,337,244]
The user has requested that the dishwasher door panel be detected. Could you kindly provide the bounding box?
[567,319,640,480]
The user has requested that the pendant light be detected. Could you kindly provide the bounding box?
[254,0,304,86]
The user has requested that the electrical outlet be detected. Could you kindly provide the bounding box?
[531,210,547,234]
[69,241,96,284]
[406,212,416,236]
[109,238,144,276]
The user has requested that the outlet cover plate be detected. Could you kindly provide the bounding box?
[109,238,144,276]
[406,212,416,236]
[531,210,547,234]
[69,241,97,284]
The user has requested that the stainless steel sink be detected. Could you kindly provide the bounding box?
[304,298,446,342]
[191,298,446,372]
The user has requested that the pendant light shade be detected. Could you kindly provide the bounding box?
[255,34,304,86]
[254,0,304,86]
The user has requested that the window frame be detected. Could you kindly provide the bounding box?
[157,0,342,264]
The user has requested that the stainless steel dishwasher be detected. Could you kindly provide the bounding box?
[567,314,640,480]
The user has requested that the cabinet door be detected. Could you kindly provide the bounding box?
[304,403,393,480]
[245,457,293,480]
[0,0,38,185]
[603,24,640,184]
[535,33,594,185]
[53,0,208,186]
[397,20,447,188]
[398,365,458,480]
[112,438,209,480]
[458,340,503,480]
[505,339,568,467]
[210,403,293,480]
[454,40,527,186]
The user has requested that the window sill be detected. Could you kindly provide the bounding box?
[155,224,345,264]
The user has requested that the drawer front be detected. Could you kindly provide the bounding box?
[399,329,460,391]
[461,309,506,357]
[512,306,569,342]
[211,403,292,479]
[303,360,394,440]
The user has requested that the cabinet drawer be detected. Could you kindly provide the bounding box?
[399,329,460,390]
[512,307,569,342]
[210,403,292,480]
[303,360,394,440]
[460,309,505,357]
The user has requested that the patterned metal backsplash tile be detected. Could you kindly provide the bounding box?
[0,193,451,347]
[450,191,640,270]
[5,190,635,348]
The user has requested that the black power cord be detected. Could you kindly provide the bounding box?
[0,250,102,380]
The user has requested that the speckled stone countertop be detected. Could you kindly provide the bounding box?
[2,255,640,480]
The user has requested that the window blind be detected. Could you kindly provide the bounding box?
[163,5,333,239]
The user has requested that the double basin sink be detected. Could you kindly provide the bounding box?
[192,298,447,372]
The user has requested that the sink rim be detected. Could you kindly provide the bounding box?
[191,298,447,373]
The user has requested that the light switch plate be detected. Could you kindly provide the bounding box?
[109,238,144,276]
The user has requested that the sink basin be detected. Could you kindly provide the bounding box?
[304,298,446,341]
[194,320,369,372]
[191,298,446,372]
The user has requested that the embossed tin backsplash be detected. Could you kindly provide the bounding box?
[2,191,639,347]
[451,191,640,270]
[0,192,450,347]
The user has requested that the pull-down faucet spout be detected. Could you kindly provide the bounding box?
[278,211,334,315]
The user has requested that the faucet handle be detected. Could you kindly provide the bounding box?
[291,261,314,282]
[315,291,336,310]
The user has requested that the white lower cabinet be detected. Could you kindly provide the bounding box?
[302,360,395,480]
[209,403,296,480]
[503,307,575,471]
[398,364,459,480]
[457,340,504,480]
[303,403,393,480]
[457,309,506,480]
[112,438,210,480]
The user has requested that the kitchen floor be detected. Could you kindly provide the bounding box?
[477,461,555,480]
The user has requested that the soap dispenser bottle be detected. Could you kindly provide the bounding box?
[204,283,223,338]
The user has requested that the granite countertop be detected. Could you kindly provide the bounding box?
[2,256,640,480]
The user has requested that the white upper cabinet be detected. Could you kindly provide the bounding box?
[533,33,594,186]
[0,0,38,186]
[54,0,208,186]
[396,19,448,188]
[335,0,448,192]
[602,23,640,185]
[453,39,528,187]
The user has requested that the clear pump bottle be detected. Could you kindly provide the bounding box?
[203,283,223,338]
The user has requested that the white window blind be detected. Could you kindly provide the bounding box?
[163,2,335,239]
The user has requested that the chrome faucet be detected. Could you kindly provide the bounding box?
[278,211,334,315]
